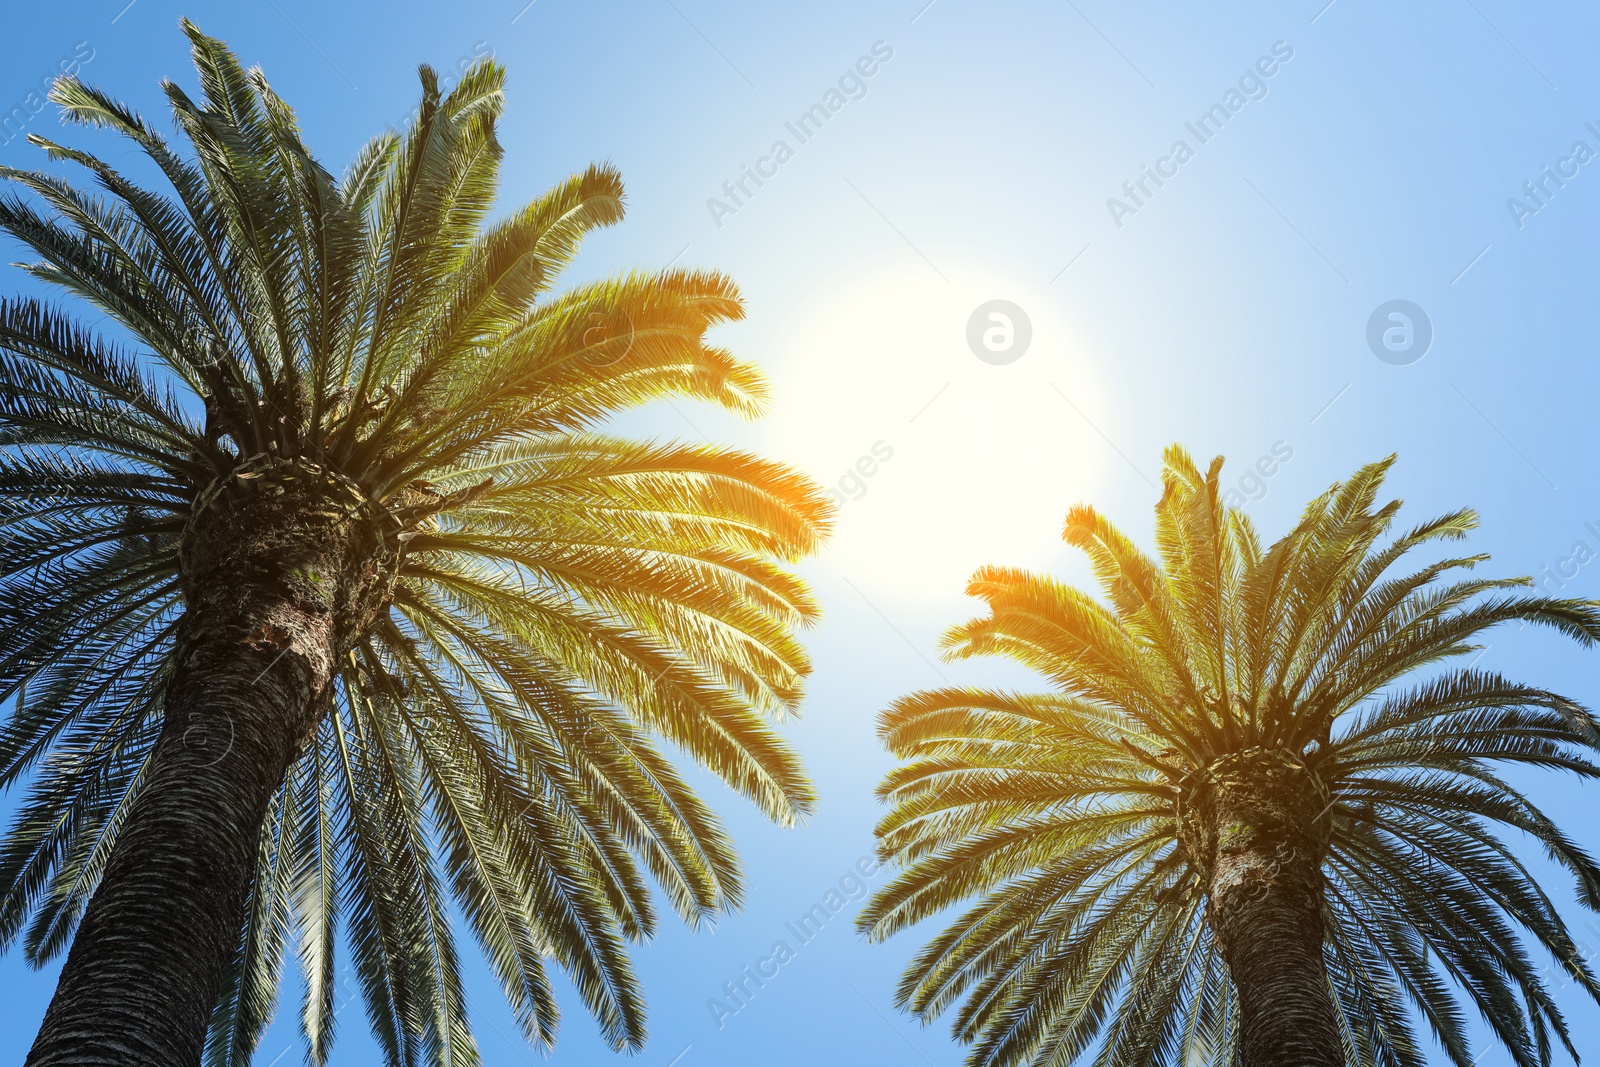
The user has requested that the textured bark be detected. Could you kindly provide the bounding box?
[26,457,399,1067]
[1178,747,1344,1067]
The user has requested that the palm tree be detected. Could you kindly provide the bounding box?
[858,446,1600,1067]
[0,23,828,1067]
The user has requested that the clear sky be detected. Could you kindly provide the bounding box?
[3,2,1600,1065]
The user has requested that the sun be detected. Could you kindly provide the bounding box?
[761,252,1119,603]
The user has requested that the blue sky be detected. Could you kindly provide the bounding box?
[4,1,1600,1065]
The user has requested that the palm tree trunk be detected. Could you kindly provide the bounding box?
[23,607,334,1066]
[25,463,394,1067]
[1208,838,1343,1066]
[1182,749,1343,1067]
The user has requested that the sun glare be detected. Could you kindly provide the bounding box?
[765,255,1117,602]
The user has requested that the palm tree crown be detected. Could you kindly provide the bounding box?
[0,23,828,1065]
[859,446,1600,1067]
